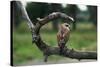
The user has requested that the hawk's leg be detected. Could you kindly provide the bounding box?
[59,40,65,54]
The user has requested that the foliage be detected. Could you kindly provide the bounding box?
[16,21,30,33]
[26,2,49,24]
[88,6,97,26]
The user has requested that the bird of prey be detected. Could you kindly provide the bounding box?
[57,23,70,54]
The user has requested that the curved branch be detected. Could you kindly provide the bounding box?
[17,1,97,62]
[34,36,97,61]
[37,12,74,26]
[47,47,97,60]
[32,12,97,61]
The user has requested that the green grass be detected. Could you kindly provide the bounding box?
[13,22,97,65]
[13,33,43,64]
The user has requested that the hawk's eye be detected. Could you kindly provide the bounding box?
[65,25,69,27]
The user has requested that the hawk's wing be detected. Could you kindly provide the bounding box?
[63,29,70,44]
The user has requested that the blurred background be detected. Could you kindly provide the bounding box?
[12,1,97,65]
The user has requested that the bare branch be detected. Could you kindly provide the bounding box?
[37,12,74,26]
[32,12,97,62]
[34,36,97,62]
[47,47,97,60]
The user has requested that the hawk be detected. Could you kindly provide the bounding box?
[57,23,70,54]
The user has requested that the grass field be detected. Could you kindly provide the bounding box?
[13,22,97,65]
